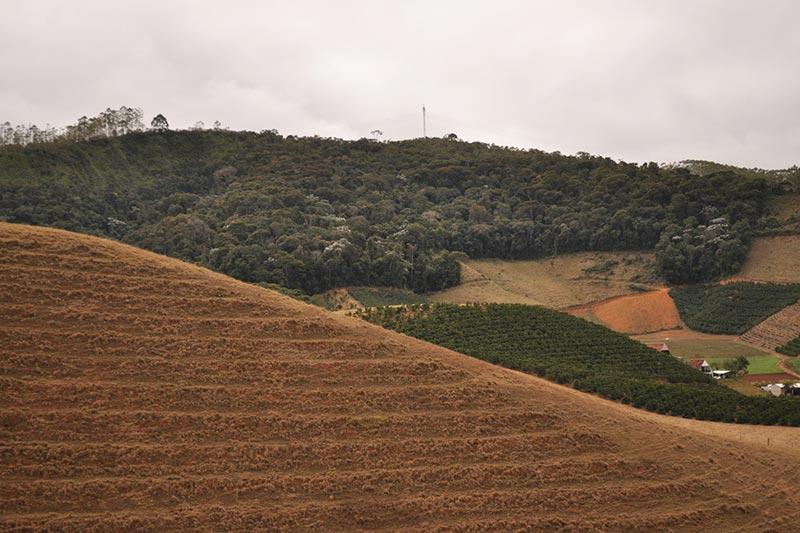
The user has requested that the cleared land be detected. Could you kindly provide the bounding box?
[569,289,681,334]
[429,252,659,309]
[2,223,800,532]
[706,356,783,375]
[738,235,800,283]
[634,330,769,360]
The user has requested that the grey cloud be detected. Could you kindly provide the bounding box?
[1,0,798,167]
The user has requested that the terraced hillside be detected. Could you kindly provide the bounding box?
[741,301,800,351]
[2,223,800,532]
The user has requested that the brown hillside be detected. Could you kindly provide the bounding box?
[430,253,659,309]
[2,223,800,532]
[569,289,682,334]
[738,235,800,283]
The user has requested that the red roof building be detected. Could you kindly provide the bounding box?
[646,342,670,353]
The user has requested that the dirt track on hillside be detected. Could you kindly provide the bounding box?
[2,223,800,532]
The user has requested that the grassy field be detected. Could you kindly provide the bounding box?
[738,235,800,284]
[788,358,800,374]
[429,252,659,309]
[347,286,429,307]
[633,330,769,360]
[706,356,783,375]
[722,380,769,397]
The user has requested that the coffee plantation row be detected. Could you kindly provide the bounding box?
[359,303,800,426]
[777,336,800,357]
[670,282,800,335]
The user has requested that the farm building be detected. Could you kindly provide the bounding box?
[760,383,800,397]
[646,342,670,354]
[761,383,786,397]
[688,359,712,374]
[711,370,732,380]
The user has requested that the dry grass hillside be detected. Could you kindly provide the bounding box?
[737,235,800,283]
[429,252,658,309]
[2,223,800,532]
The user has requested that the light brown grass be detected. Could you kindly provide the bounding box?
[1,222,799,532]
[737,235,800,283]
[429,252,659,309]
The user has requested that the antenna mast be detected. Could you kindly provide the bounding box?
[422,105,427,138]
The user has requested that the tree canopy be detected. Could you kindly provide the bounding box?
[0,120,786,294]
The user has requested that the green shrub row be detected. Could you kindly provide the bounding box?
[360,303,800,426]
[777,336,800,357]
[670,282,800,334]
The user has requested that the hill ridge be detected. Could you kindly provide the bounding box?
[2,222,799,531]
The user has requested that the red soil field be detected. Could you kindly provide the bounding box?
[742,373,797,383]
[570,288,682,334]
[2,223,800,532]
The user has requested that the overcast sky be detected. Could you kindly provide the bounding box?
[2,0,799,168]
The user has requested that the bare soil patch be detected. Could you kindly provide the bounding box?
[569,289,681,334]
[741,372,797,383]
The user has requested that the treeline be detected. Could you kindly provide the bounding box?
[360,303,800,426]
[0,106,146,146]
[0,125,783,294]
[670,282,800,334]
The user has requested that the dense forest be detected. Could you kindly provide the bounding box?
[360,304,800,426]
[0,109,787,293]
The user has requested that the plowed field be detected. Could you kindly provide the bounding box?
[569,289,682,334]
[2,223,800,532]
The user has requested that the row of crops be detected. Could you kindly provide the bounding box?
[778,336,800,357]
[669,282,800,334]
[359,303,800,426]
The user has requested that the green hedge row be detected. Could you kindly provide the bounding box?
[777,336,800,357]
[360,303,800,426]
[670,282,800,334]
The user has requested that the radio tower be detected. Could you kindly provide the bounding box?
[422,105,427,138]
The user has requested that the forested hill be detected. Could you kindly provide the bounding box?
[0,129,781,293]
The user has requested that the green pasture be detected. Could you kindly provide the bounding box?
[706,356,783,375]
